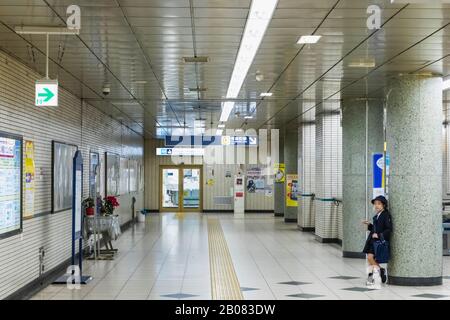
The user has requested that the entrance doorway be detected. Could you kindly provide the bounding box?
[160,165,203,212]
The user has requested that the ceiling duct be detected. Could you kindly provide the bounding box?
[182,56,209,63]
[188,87,208,92]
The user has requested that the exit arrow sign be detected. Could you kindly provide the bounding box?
[35,80,58,107]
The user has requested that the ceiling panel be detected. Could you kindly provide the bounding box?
[0,0,450,138]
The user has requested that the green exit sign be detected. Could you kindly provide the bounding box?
[35,80,58,107]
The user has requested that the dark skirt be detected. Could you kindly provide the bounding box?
[363,237,376,254]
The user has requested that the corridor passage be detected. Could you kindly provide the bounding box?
[32,213,450,301]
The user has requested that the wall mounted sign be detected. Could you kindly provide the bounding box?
[274,163,285,183]
[373,153,390,198]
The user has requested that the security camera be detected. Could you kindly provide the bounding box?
[255,71,264,82]
[102,83,111,96]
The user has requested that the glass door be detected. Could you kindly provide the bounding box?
[182,168,201,211]
[160,166,202,212]
[161,168,180,210]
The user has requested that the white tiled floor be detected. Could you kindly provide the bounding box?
[31,213,450,300]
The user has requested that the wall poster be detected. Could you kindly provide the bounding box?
[120,157,129,195]
[52,141,78,213]
[0,132,22,238]
[24,140,35,218]
[89,151,100,198]
[274,163,285,183]
[105,152,120,196]
[286,174,298,207]
[246,167,266,193]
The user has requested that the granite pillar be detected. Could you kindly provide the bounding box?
[387,75,443,286]
[342,99,384,258]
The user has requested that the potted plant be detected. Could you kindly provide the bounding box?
[82,197,95,216]
[103,196,120,216]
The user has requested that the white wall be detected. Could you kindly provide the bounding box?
[0,50,144,299]
[144,138,274,212]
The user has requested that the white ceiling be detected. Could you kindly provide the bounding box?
[1,0,450,137]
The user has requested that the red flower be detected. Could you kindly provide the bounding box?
[105,196,120,207]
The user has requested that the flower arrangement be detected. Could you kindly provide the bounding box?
[82,197,95,215]
[102,196,120,216]
[82,197,95,208]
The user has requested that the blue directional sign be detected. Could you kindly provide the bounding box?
[165,135,257,147]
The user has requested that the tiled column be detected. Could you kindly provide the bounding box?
[314,107,343,243]
[298,122,316,231]
[342,99,383,258]
[284,127,298,223]
[274,131,285,217]
[386,75,443,286]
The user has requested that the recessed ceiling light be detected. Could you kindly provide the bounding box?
[297,35,321,44]
[132,80,147,84]
[244,115,254,119]
[218,124,226,128]
[348,58,376,68]
[260,92,273,97]
[219,0,278,123]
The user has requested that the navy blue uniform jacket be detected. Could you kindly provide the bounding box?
[363,210,393,254]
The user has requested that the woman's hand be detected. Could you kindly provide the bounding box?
[362,220,370,225]
[372,233,379,239]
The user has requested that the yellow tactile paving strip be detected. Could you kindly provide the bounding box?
[207,218,243,300]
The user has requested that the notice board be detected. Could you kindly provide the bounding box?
[0,132,22,238]
[105,152,120,196]
[52,141,78,212]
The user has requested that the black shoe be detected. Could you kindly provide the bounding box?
[380,268,387,283]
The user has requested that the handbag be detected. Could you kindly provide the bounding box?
[373,236,390,263]
[373,217,390,263]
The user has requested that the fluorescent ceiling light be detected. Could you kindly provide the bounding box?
[244,115,254,119]
[297,35,321,44]
[348,58,376,68]
[218,124,226,128]
[260,92,273,97]
[443,79,450,91]
[220,101,235,122]
[218,0,278,123]
[132,80,147,84]
[216,129,223,136]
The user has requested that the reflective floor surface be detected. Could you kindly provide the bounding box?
[31,213,450,300]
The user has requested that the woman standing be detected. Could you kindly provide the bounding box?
[362,195,393,288]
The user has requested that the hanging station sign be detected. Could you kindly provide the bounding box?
[164,135,258,147]
[156,147,204,156]
[35,80,58,107]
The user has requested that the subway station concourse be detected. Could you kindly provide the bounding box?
[1,0,450,304]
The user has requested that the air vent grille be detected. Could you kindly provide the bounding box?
[183,56,209,63]
[189,87,208,92]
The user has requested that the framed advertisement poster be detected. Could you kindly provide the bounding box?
[0,131,23,239]
[105,152,120,196]
[24,140,35,218]
[52,141,78,213]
